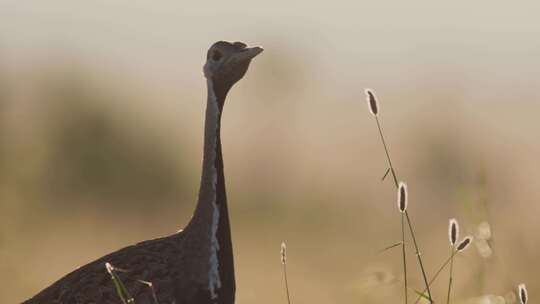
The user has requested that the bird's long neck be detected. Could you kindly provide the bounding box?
[187,78,235,301]
[192,79,227,223]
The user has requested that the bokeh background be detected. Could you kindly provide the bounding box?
[1,1,539,303]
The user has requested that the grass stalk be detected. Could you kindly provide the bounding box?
[105,262,134,304]
[413,236,472,304]
[446,219,458,304]
[446,246,455,304]
[413,253,454,304]
[404,210,432,303]
[281,242,292,304]
[372,110,431,304]
[401,212,408,304]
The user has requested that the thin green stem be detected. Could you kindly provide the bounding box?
[375,117,398,188]
[107,264,134,304]
[378,241,404,253]
[374,116,431,303]
[282,263,292,304]
[414,250,458,304]
[405,211,433,303]
[446,246,455,304]
[401,213,408,304]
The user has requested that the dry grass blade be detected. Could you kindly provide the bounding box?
[137,280,159,304]
[378,241,404,253]
[365,88,427,303]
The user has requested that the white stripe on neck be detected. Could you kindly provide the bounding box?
[206,79,222,299]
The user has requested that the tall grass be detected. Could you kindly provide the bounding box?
[364,88,528,304]
[366,89,431,303]
[412,235,473,304]
[446,218,459,304]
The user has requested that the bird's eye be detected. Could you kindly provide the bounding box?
[212,50,223,61]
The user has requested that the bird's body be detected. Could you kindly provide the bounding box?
[24,41,263,304]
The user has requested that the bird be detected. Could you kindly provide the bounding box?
[24,41,263,304]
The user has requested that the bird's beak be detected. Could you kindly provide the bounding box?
[233,46,264,62]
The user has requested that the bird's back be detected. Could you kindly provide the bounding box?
[24,232,188,304]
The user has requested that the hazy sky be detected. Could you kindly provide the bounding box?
[1,0,539,156]
[1,1,539,91]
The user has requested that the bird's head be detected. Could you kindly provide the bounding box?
[203,41,263,98]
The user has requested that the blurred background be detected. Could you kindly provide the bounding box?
[1,1,539,303]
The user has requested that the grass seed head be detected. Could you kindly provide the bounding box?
[281,242,287,264]
[105,262,114,275]
[457,236,473,252]
[518,283,528,304]
[449,218,459,246]
[365,88,379,116]
[397,182,408,213]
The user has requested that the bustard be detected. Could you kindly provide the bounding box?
[25,41,263,304]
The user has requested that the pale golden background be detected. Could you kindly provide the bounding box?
[0,1,539,303]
